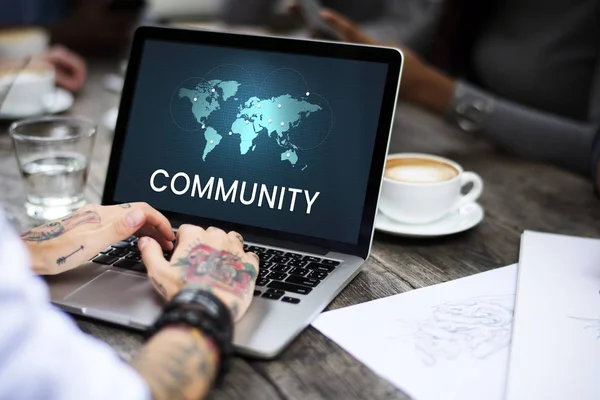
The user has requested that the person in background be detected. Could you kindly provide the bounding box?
[221,0,441,52]
[284,0,599,176]
[41,45,87,92]
[0,37,87,92]
[0,202,259,400]
[0,0,143,55]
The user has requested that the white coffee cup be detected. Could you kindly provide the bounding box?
[0,28,49,59]
[0,61,55,116]
[379,153,483,224]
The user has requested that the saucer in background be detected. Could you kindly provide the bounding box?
[375,202,484,237]
[102,107,118,131]
[0,88,73,120]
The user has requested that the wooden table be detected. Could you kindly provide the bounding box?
[1,61,599,400]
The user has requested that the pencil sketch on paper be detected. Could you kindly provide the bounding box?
[390,295,515,367]
[569,290,600,339]
[570,316,600,338]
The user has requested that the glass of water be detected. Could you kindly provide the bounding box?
[10,116,97,221]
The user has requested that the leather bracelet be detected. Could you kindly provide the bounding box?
[146,289,234,386]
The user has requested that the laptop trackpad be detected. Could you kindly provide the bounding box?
[64,270,163,327]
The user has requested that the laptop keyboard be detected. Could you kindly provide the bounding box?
[247,244,341,304]
[91,237,342,305]
[91,236,170,274]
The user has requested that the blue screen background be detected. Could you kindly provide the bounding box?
[113,39,388,244]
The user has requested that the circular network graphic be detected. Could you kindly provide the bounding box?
[219,83,260,129]
[257,68,333,151]
[170,64,334,169]
[170,77,216,132]
[204,64,255,86]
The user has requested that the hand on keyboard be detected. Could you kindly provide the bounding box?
[138,225,259,322]
[20,203,175,275]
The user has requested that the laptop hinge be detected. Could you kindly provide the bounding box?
[169,219,331,256]
[243,232,331,256]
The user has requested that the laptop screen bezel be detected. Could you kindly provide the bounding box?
[102,26,402,259]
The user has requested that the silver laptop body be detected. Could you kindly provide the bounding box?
[46,26,403,359]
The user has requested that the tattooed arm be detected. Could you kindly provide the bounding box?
[139,224,259,321]
[130,225,259,399]
[20,203,174,275]
[131,327,219,400]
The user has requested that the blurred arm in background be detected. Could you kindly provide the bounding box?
[317,1,600,176]
[348,0,444,55]
[42,45,87,92]
[220,0,443,52]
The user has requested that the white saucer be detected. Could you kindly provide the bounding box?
[102,107,118,131]
[375,203,484,238]
[0,88,74,120]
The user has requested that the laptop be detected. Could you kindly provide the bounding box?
[45,26,403,358]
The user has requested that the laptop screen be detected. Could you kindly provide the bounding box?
[112,38,390,245]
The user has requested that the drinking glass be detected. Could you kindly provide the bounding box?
[10,116,97,221]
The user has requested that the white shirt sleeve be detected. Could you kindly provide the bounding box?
[0,210,151,400]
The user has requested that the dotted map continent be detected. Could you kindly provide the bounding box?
[177,79,322,167]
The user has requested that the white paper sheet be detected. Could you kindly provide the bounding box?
[312,265,518,400]
[506,232,600,400]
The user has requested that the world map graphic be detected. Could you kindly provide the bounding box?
[170,69,332,170]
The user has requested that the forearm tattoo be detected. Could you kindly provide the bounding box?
[172,243,257,300]
[131,329,218,400]
[20,210,101,242]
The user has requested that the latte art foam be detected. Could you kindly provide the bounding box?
[385,157,458,183]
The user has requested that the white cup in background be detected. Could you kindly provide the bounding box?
[379,153,484,224]
[0,28,49,59]
[0,60,55,116]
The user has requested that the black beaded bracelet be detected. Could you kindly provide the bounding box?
[146,289,234,385]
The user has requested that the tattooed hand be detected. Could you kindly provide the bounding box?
[21,203,174,275]
[139,225,259,322]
